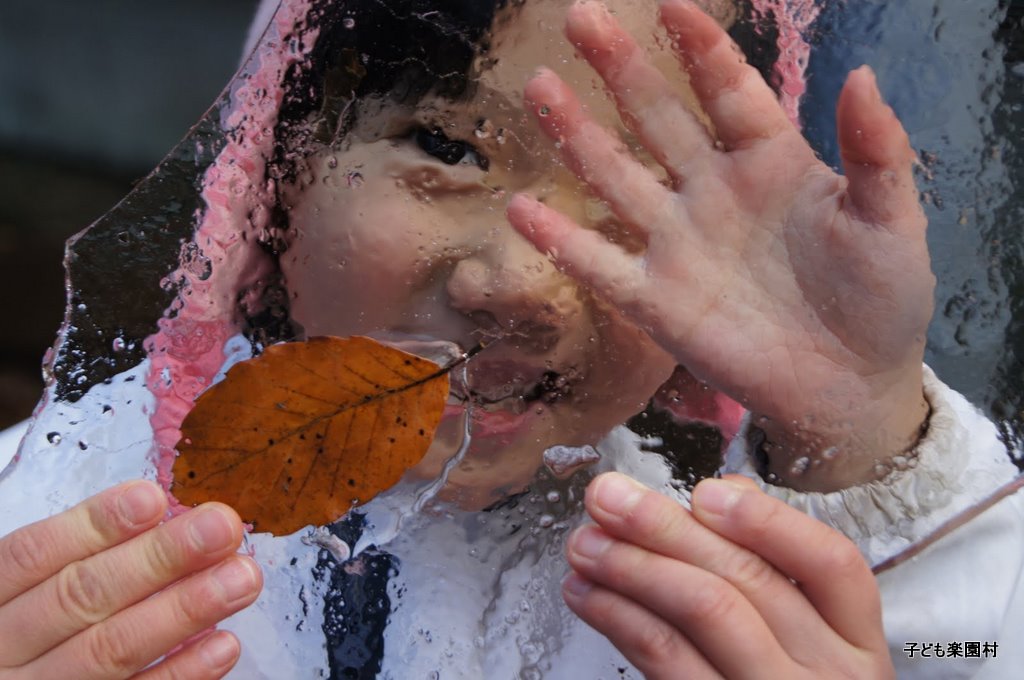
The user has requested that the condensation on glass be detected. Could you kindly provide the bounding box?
[0,0,1021,677]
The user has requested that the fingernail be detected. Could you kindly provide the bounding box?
[188,507,236,552]
[593,473,646,517]
[693,479,744,516]
[507,193,541,223]
[570,525,612,560]
[532,66,555,80]
[212,558,259,602]
[200,632,239,669]
[118,482,164,526]
[568,1,612,41]
[562,571,593,600]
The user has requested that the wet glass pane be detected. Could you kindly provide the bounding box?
[1,0,1021,677]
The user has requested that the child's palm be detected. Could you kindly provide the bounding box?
[508,0,934,488]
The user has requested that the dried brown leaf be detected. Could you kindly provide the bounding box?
[173,336,449,534]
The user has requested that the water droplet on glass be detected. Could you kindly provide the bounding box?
[789,456,810,476]
[300,527,350,562]
[112,337,126,353]
[342,17,355,29]
[537,514,554,528]
[543,444,600,477]
[545,490,560,503]
[326,155,338,169]
[538,105,551,117]
[519,640,544,665]
[46,432,62,445]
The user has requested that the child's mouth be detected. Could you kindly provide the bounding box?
[468,369,577,408]
[450,362,583,439]
[460,360,581,406]
[373,336,585,440]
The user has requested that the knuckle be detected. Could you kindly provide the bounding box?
[598,545,645,586]
[629,493,688,544]
[2,528,49,577]
[580,588,617,622]
[724,549,776,592]
[83,624,141,677]
[86,493,129,542]
[687,579,739,625]
[145,530,184,578]
[158,658,198,680]
[175,580,216,626]
[633,618,683,667]
[821,535,868,578]
[55,561,110,624]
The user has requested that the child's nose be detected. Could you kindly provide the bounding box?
[445,242,584,343]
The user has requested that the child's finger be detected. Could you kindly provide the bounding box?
[692,478,886,652]
[582,473,831,654]
[562,571,724,680]
[135,630,241,680]
[836,66,926,231]
[21,555,261,680]
[565,524,792,678]
[0,481,166,608]
[0,503,244,666]
[565,0,714,182]
[506,194,649,310]
[524,68,677,233]
[658,0,793,149]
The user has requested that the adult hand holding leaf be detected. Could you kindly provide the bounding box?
[174,336,449,535]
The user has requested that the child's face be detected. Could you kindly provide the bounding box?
[279,1,727,496]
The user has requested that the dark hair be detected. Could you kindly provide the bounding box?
[276,0,509,149]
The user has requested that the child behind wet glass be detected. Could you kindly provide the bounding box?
[0,0,1021,677]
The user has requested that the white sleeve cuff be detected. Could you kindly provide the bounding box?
[721,365,1020,565]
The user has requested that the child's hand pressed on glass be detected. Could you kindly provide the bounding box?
[507,0,935,491]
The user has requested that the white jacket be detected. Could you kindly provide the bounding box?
[722,366,1024,679]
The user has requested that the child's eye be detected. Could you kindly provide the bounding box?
[414,127,489,170]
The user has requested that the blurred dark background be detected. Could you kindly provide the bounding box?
[0,0,259,428]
